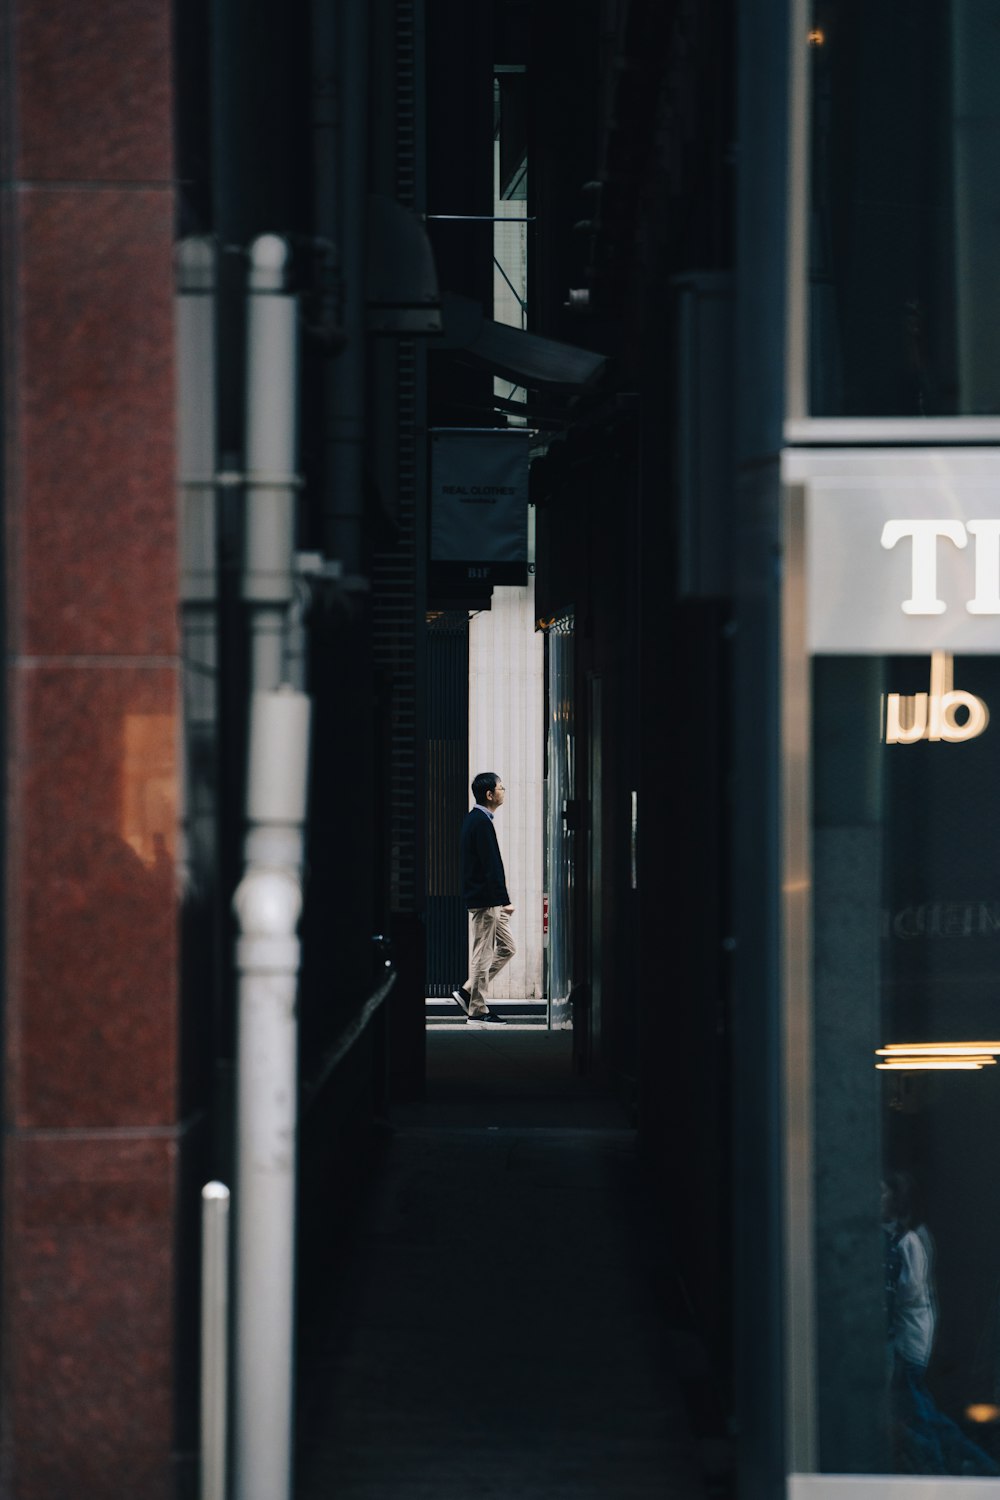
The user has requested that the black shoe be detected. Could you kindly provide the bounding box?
[467,1010,507,1027]
[451,986,472,1015]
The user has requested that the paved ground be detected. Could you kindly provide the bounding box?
[295,1031,710,1500]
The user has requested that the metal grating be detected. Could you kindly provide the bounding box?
[394,0,417,210]
[371,0,424,915]
[372,342,419,912]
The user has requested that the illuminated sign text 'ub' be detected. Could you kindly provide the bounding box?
[884,651,989,744]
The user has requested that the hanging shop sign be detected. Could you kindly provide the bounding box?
[430,428,530,591]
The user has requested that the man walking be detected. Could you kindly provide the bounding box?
[452,772,516,1027]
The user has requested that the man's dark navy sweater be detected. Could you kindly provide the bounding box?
[460,807,510,909]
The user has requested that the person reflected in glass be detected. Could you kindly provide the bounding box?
[882,1171,999,1475]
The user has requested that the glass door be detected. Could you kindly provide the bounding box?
[782,450,1000,1496]
[810,651,1000,1476]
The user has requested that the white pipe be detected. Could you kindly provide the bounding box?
[243,235,300,692]
[233,687,311,1500]
[247,687,312,823]
[233,873,300,1500]
[234,236,309,1500]
[200,1181,230,1500]
[243,686,312,874]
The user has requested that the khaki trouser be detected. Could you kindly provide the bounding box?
[465,906,516,1017]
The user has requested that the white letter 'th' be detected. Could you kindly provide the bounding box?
[880,520,967,615]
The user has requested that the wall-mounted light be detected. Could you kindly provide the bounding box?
[880,1041,1000,1055]
[966,1405,1000,1425]
[876,1041,1000,1070]
[877,1059,990,1071]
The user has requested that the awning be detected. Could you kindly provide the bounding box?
[438,293,607,390]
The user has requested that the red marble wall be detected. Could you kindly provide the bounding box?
[0,4,183,1496]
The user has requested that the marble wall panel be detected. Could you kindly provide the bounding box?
[7,663,179,1129]
[10,0,172,184]
[7,187,176,658]
[0,1,182,1494]
[2,1132,177,1500]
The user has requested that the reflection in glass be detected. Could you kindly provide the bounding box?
[813,656,1000,1473]
[809,2,1000,416]
[882,1172,998,1475]
[122,713,176,871]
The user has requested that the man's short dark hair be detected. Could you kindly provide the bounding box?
[471,771,501,805]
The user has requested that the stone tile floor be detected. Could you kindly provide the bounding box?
[295,1032,711,1500]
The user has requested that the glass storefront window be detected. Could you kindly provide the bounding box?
[812,652,1000,1474]
[808,2,1000,417]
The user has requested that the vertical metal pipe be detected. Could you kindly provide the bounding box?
[243,235,300,691]
[176,236,219,896]
[235,235,308,1500]
[733,0,795,1489]
[312,0,368,569]
[233,688,311,1500]
[201,1181,230,1500]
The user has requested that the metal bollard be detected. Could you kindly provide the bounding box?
[201,1182,230,1500]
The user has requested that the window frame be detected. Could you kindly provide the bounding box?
[784,0,1000,442]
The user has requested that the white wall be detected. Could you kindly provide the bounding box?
[463,131,541,999]
[468,583,544,997]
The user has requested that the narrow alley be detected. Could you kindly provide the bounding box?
[295,1032,714,1499]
